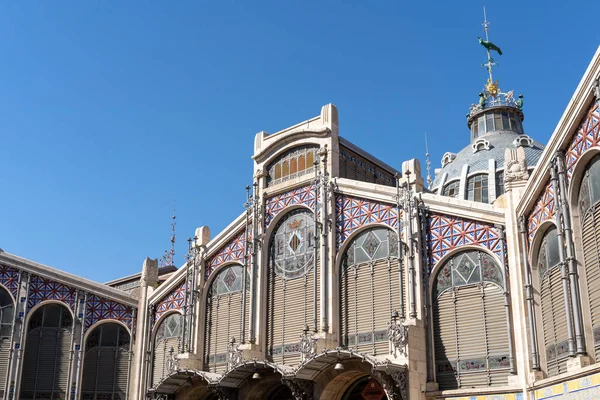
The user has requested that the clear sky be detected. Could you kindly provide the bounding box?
[0,1,598,283]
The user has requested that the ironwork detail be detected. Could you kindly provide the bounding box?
[299,326,318,360]
[281,377,314,400]
[166,346,179,375]
[387,318,409,356]
[372,368,408,400]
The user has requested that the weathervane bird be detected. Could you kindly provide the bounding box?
[478,37,502,55]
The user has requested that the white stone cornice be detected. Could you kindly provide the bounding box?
[517,45,600,216]
[0,252,137,307]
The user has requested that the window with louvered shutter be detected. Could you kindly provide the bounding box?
[267,209,318,366]
[339,228,401,356]
[432,250,510,390]
[0,287,14,397]
[204,264,249,372]
[151,313,182,387]
[536,227,572,376]
[81,322,130,400]
[19,303,73,400]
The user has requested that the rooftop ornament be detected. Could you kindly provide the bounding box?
[468,8,523,118]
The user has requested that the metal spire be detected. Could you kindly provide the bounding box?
[425,133,432,189]
[160,202,177,268]
[481,7,498,83]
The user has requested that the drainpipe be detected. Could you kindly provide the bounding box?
[556,150,586,354]
[72,292,88,399]
[3,271,22,400]
[313,162,319,333]
[65,291,79,398]
[419,203,435,381]
[241,186,251,344]
[12,272,31,400]
[405,172,417,318]
[125,308,136,400]
[320,146,329,333]
[249,180,259,344]
[519,216,540,370]
[182,239,191,354]
[497,225,516,374]
[395,174,406,320]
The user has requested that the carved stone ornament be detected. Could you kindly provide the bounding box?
[166,346,179,375]
[281,377,314,400]
[387,320,409,355]
[504,147,529,183]
[227,337,243,370]
[299,328,318,360]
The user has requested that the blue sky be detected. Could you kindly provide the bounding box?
[0,2,598,283]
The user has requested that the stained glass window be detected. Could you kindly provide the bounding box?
[211,265,248,296]
[434,250,504,298]
[155,313,182,344]
[271,209,316,279]
[266,145,319,186]
[344,228,398,267]
[579,155,600,220]
[538,227,561,279]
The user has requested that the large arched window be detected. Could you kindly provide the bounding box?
[0,287,14,397]
[204,264,249,372]
[20,303,73,400]
[433,250,509,390]
[266,145,319,186]
[578,154,600,360]
[152,313,182,387]
[536,227,571,376]
[340,227,401,355]
[81,322,130,400]
[467,174,489,203]
[267,209,317,365]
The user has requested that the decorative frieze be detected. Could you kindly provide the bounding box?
[565,100,600,181]
[526,182,556,246]
[154,280,186,322]
[0,264,20,299]
[27,274,76,310]
[205,230,246,279]
[265,185,317,228]
[85,294,135,331]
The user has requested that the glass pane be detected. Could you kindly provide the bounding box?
[472,119,478,139]
[306,151,314,169]
[478,116,485,135]
[298,155,305,171]
[494,113,502,131]
[486,114,494,132]
[590,157,600,206]
[502,112,509,130]
[274,164,281,180]
[290,158,297,174]
[545,228,561,270]
[282,161,289,177]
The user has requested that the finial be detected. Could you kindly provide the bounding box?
[160,202,177,268]
[425,133,432,190]
[479,7,502,85]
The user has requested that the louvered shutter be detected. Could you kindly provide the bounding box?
[434,290,459,390]
[0,337,9,396]
[81,348,99,397]
[541,268,570,376]
[483,284,509,386]
[115,348,129,399]
[19,329,41,399]
[152,339,167,386]
[582,207,600,359]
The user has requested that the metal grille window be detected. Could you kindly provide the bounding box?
[267,209,319,365]
[81,323,130,400]
[152,313,182,387]
[442,181,460,198]
[20,304,73,400]
[0,287,13,397]
[467,174,489,203]
[266,145,319,186]
[578,154,600,360]
[340,228,401,355]
[433,250,509,390]
[536,227,571,376]
[204,265,249,372]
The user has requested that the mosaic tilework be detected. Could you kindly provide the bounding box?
[335,194,400,250]
[527,182,556,246]
[28,275,76,310]
[0,264,20,299]
[566,100,600,181]
[154,280,186,322]
[264,185,317,228]
[85,294,135,331]
[427,212,502,270]
[205,229,247,279]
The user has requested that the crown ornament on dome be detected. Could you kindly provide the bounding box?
[468,8,523,118]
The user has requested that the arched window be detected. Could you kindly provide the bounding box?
[496,171,505,198]
[442,181,460,198]
[578,154,600,359]
[266,145,319,186]
[204,264,249,372]
[81,323,130,399]
[0,287,13,396]
[536,227,571,376]
[433,250,509,390]
[340,227,401,355]
[267,209,317,365]
[20,303,73,400]
[467,174,489,203]
[152,313,182,387]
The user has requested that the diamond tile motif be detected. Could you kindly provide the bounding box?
[363,230,380,259]
[0,264,20,299]
[426,212,502,272]
[566,100,600,181]
[527,182,556,246]
[28,275,76,310]
[223,268,236,290]
[335,194,400,250]
[264,185,318,228]
[206,229,248,279]
[154,280,187,322]
[288,232,301,253]
[85,294,134,332]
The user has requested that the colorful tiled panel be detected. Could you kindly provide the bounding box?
[28,274,76,310]
[335,194,400,250]
[427,213,502,270]
[154,280,187,322]
[527,182,556,246]
[264,185,317,228]
[534,370,600,399]
[566,100,600,181]
[85,294,135,331]
[206,229,247,279]
[0,264,20,299]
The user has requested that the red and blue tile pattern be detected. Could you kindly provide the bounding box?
[205,229,246,279]
[527,182,556,246]
[427,212,502,269]
[265,185,317,228]
[335,194,400,250]
[85,294,135,331]
[566,100,600,181]
[0,264,20,299]
[154,280,187,322]
[28,275,76,310]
